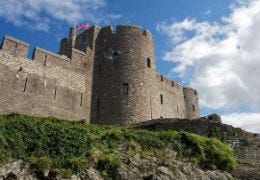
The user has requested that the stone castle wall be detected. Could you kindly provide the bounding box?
[0,35,92,121]
[0,24,200,124]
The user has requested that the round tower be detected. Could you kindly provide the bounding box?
[183,87,200,119]
[92,24,158,125]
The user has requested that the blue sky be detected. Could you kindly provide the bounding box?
[0,0,259,133]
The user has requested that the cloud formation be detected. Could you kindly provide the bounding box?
[222,113,260,133]
[157,0,260,133]
[157,0,260,111]
[0,0,120,31]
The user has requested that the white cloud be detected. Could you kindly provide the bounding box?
[0,0,120,31]
[222,113,260,133]
[157,0,260,111]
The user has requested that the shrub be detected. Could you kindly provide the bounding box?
[0,113,236,173]
[27,156,53,171]
[69,157,88,173]
[55,168,72,179]
[97,154,121,178]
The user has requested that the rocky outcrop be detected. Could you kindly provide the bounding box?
[116,153,233,180]
[130,114,260,179]
[1,156,233,180]
[0,161,34,180]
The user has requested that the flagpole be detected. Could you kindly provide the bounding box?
[69,18,77,48]
[74,18,77,33]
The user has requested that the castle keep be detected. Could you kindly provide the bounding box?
[0,24,199,125]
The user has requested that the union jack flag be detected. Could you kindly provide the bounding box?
[76,23,91,30]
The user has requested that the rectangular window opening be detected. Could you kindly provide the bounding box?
[54,86,57,100]
[160,94,163,104]
[147,58,151,68]
[122,83,129,95]
[192,105,195,111]
[13,44,18,56]
[43,54,48,66]
[80,93,83,107]
[98,64,101,74]
[97,98,100,120]
[23,77,28,92]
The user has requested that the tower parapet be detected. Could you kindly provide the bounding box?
[1,35,29,58]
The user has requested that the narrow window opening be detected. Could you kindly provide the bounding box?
[43,54,48,66]
[194,90,197,95]
[147,58,151,68]
[13,44,18,56]
[122,83,129,95]
[171,81,174,87]
[113,52,120,64]
[23,77,28,92]
[98,64,101,74]
[80,93,83,107]
[54,86,57,100]
[192,105,195,111]
[160,94,163,104]
[97,98,100,119]
[177,105,179,112]
[160,75,163,81]
[128,26,131,32]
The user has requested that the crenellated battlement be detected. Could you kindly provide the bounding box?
[93,24,153,41]
[156,73,183,90]
[1,35,29,58]
[0,35,93,74]
[0,24,200,124]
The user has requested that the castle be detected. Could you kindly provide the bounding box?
[0,24,199,125]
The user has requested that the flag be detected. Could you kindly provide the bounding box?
[76,23,91,30]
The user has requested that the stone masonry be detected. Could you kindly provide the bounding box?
[130,116,260,179]
[0,24,200,125]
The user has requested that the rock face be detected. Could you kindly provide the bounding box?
[130,115,260,180]
[0,161,35,180]
[0,157,233,180]
[116,153,233,180]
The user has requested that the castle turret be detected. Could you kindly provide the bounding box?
[183,87,200,119]
[91,24,158,125]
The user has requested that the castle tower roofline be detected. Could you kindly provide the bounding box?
[87,24,153,38]
[3,35,29,47]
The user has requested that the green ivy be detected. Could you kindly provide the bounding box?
[0,113,237,177]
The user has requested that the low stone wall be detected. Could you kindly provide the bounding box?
[129,115,260,179]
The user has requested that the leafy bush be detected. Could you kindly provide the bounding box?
[97,154,121,178]
[0,113,237,174]
[55,168,72,178]
[27,156,53,171]
[69,157,88,173]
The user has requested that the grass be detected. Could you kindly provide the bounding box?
[0,113,237,178]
